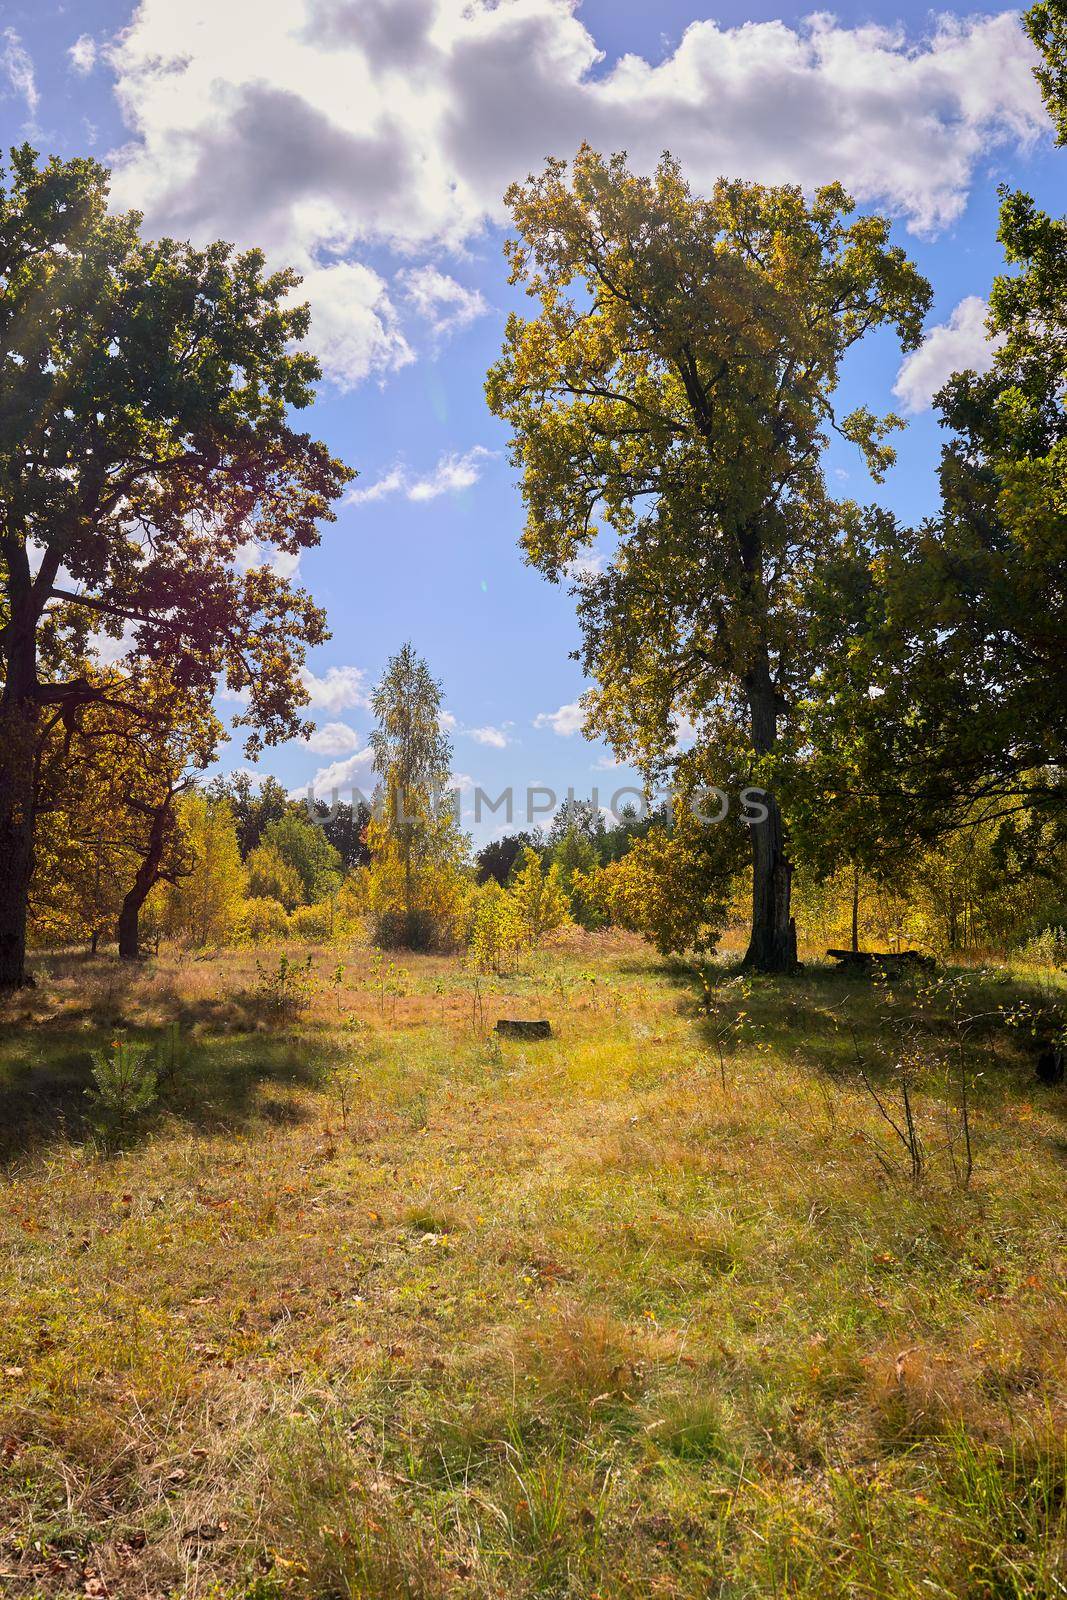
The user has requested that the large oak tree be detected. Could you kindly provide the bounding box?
[0,147,352,986]
[487,149,929,970]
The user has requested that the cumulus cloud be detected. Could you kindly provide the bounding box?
[304,719,360,754]
[893,295,1003,412]
[303,746,375,795]
[68,34,98,75]
[2,28,38,116]
[534,702,585,737]
[467,724,511,748]
[349,446,494,506]
[292,262,413,389]
[108,0,1048,294]
[408,447,494,501]
[399,265,490,337]
[300,664,370,712]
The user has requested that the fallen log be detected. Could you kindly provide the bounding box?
[826,948,936,974]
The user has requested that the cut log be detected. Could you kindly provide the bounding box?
[495,1019,552,1040]
[826,948,936,974]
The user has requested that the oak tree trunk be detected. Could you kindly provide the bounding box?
[742,656,798,973]
[117,796,172,960]
[0,622,40,989]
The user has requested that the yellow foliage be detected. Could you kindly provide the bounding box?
[240,897,290,943]
[592,822,726,956]
[509,848,571,942]
[247,842,303,911]
[159,794,246,948]
[289,903,334,942]
[467,879,529,974]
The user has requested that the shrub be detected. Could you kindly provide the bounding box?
[1018,925,1067,967]
[241,896,291,943]
[246,842,303,910]
[334,868,369,931]
[368,850,469,952]
[290,903,334,942]
[593,816,732,955]
[255,953,317,1020]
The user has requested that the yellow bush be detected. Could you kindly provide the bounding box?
[467,879,529,973]
[289,902,334,942]
[241,896,290,943]
[509,848,571,943]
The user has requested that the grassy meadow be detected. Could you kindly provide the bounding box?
[0,934,1064,1599]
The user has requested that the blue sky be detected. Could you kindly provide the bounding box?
[1,0,1061,838]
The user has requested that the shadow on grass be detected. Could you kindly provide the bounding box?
[0,1020,328,1167]
[660,957,1065,1109]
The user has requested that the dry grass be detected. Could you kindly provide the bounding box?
[0,936,1063,1597]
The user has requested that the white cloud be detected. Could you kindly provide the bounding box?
[399,265,490,337]
[68,34,98,75]
[107,0,1049,300]
[292,262,413,389]
[534,701,585,737]
[349,446,494,506]
[2,28,37,115]
[234,539,303,579]
[91,624,136,667]
[467,723,511,748]
[893,295,1003,412]
[303,745,375,795]
[300,664,370,712]
[304,719,360,754]
[565,544,608,582]
[408,447,493,501]
[348,466,407,507]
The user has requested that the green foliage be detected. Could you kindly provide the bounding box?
[260,813,342,905]
[207,773,292,858]
[591,814,732,956]
[0,145,351,985]
[0,144,351,750]
[87,1037,158,1141]
[486,147,930,969]
[366,644,469,950]
[474,831,541,886]
[246,841,304,910]
[793,18,1067,875]
[1026,0,1067,141]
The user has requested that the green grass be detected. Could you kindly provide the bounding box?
[0,936,1063,1597]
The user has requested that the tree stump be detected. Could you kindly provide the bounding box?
[1035,1042,1064,1086]
[495,1019,552,1040]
